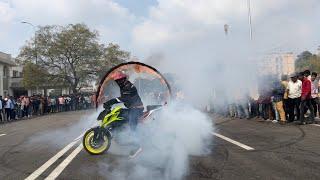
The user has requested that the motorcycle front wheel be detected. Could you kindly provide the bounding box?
[83,127,111,155]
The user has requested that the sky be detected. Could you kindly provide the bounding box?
[0,0,319,59]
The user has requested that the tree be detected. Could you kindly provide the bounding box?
[295,51,320,73]
[96,43,129,79]
[19,23,129,93]
[22,62,51,89]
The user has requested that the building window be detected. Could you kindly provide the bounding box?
[13,70,18,78]
[3,66,8,77]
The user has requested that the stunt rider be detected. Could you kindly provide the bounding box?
[102,71,144,158]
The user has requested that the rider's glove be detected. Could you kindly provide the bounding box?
[103,98,119,109]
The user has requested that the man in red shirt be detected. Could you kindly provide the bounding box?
[300,70,315,125]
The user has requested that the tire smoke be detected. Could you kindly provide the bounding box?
[98,102,213,180]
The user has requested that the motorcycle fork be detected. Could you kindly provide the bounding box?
[93,127,103,142]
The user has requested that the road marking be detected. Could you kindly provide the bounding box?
[73,132,85,141]
[45,144,83,180]
[0,134,6,137]
[25,134,83,180]
[310,124,320,127]
[212,132,255,151]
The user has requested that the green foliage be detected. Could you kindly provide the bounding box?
[295,51,320,73]
[18,23,130,92]
[96,43,129,79]
[22,62,50,88]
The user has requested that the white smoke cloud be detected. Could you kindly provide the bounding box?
[132,0,319,53]
[98,102,213,180]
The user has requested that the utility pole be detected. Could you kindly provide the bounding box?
[247,0,253,40]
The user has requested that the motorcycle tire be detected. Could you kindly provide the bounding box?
[83,127,111,155]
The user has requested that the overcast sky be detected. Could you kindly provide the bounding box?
[0,0,319,58]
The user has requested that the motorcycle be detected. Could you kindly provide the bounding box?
[83,105,162,155]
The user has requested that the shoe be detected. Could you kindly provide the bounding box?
[272,120,278,123]
[129,147,143,159]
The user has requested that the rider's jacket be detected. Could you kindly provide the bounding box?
[104,79,143,109]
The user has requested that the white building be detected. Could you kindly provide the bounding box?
[258,52,295,77]
[0,52,16,97]
[1,51,95,97]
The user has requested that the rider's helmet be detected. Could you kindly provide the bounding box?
[111,71,127,81]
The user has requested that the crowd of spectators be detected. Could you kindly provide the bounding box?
[0,94,95,123]
[216,70,318,125]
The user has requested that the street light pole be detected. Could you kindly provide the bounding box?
[21,21,39,95]
[21,21,38,64]
[247,0,253,40]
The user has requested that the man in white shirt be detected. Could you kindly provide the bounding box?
[4,96,12,121]
[287,73,302,122]
[311,72,319,117]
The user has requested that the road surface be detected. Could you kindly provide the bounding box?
[1,110,320,180]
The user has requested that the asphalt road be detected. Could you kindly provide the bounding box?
[1,110,320,180]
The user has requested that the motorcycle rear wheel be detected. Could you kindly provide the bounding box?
[83,128,111,155]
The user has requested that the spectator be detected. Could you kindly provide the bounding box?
[287,73,302,122]
[258,91,273,120]
[25,96,31,117]
[311,72,319,117]
[47,96,51,113]
[234,89,250,119]
[271,96,279,122]
[71,95,76,111]
[4,96,12,121]
[50,96,56,113]
[281,75,289,119]
[16,97,22,118]
[10,96,16,120]
[84,95,91,109]
[91,94,96,108]
[39,96,45,115]
[0,96,3,122]
[58,96,65,112]
[21,96,26,118]
[65,96,71,111]
[300,70,314,125]
[44,96,48,114]
[80,95,85,110]
[272,81,286,124]
[0,92,100,124]
[31,96,38,115]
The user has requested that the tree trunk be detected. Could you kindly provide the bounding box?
[44,88,47,96]
[71,84,78,94]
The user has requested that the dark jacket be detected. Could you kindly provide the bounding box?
[104,80,143,109]
[272,82,285,102]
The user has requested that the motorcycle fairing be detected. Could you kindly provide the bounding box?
[101,106,124,128]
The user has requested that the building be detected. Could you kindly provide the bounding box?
[0,51,71,97]
[258,52,295,78]
[10,65,28,97]
[0,52,16,97]
[1,51,97,97]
